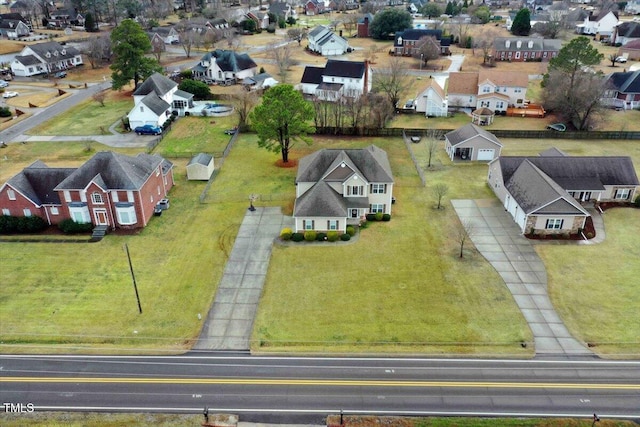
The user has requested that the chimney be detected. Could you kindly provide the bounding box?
[363,60,369,95]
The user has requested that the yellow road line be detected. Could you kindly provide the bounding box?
[1,377,639,390]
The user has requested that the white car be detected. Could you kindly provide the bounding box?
[2,91,18,98]
[0,81,8,88]
[615,56,628,63]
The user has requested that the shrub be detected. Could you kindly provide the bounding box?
[340,233,351,241]
[327,231,339,242]
[316,232,326,241]
[304,230,317,241]
[365,213,377,221]
[346,225,355,236]
[267,24,276,33]
[359,221,369,229]
[375,212,383,221]
[280,227,293,240]
[0,215,46,234]
[58,219,93,234]
[382,213,391,221]
[635,195,640,208]
[0,106,11,117]
[291,232,304,242]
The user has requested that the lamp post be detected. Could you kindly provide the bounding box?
[248,194,257,212]
[420,53,424,71]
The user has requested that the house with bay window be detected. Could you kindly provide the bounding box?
[0,152,174,230]
[487,150,639,235]
[447,70,528,113]
[293,145,394,233]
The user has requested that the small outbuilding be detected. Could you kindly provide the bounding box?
[471,107,495,126]
[444,123,503,162]
[186,153,214,180]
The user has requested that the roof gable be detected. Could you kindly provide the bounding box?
[297,145,393,184]
[133,72,177,97]
[294,181,347,217]
[445,123,502,147]
[6,162,75,205]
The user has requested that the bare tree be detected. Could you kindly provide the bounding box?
[433,183,449,209]
[454,219,475,258]
[449,18,472,47]
[226,90,259,129]
[225,30,240,51]
[175,21,203,58]
[414,36,441,67]
[364,44,379,64]
[271,43,295,83]
[473,26,500,64]
[372,56,413,109]
[366,93,395,128]
[287,28,305,44]
[83,35,111,69]
[92,91,107,107]
[342,13,360,36]
[426,130,442,167]
[151,38,165,63]
[608,53,618,67]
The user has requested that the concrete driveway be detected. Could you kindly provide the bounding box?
[451,199,593,357]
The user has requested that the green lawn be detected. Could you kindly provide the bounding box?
[27,98,132,136]
[155,114,240,157]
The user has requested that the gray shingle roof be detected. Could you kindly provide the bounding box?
[133,72,177,97]
[209,49,257,73]
[606,70,640,93]
[296,145,394,184]
[445,123,502,147]
[140,92,171,116]
[539,147,568,157]
[188,153,213,166]
[28,41,80,64]
[14,54,41,66]
[293,181,347,216]
[6,161,75,206]
[55,152,168,191]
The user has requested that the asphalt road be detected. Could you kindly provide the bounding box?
[1,354,639,424]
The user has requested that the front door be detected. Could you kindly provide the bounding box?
[351,209,358,218]
[94,209,108,225]
[579,192,591,202]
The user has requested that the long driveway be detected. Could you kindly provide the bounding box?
[451,199,593,357]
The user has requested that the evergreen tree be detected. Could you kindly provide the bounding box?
[511,8,531,36]
[110,19,162,90]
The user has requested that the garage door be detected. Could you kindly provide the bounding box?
[477,149,495,161]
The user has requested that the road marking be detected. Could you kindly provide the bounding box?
[2,377,639,390]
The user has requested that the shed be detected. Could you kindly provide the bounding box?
[187,153,214,180]
[444,123,503,162]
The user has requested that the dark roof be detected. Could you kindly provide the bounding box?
[211,49,257,72]
[14,54,41,66]
[324,59,365,78]
[188,153,213,166]
[150,26,175,36]
[6,161,75,206]
[317,82,343,91]
[445,123,502,147]
[493,37,561,52]
[133,72,177,97]
[606,70,640,93]
[301,66,325,84]
[55,152,170,191]
[294,181,347,217]
[140,93,171,116]
[0,19,28,30]
[28,41,80,63]
[296,144,394,184]
[269,2,290,16]
[395,29,443,46]
[616,21,640,38]
[0,13,28,22]
[539,147,568,157]
[498,156,640,189]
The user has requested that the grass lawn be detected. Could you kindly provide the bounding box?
[252,136,532,355]
[154,114,240,157]
[27,92,132,136]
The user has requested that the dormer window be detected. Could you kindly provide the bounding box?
[46,52,51,58]
[61,49,66,55]
[54,50,59,56]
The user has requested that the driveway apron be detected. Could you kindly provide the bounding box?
[195,207,293,351]
[451,199,593,356]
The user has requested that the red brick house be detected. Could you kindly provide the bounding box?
[304,0,325,15]
[0,152,174,229]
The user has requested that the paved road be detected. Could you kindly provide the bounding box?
[451,199,594,357]
[1,354,639,423]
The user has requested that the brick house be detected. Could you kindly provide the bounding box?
[492,37,561,62]
[393,29,451,55]
[0,152,174,229]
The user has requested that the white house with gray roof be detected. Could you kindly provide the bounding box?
[294,145,394,233]
[127,73,194,129]
[487,151,639,235]
[307,25,350,56]
[191,49,257,84]
[445,124,503,162]
[10,41,83,77]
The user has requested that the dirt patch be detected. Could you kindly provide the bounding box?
[275,158,298,168]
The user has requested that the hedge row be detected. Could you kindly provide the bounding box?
[366,213,391,221]
[58,219,93,234]
[0,215,47,234]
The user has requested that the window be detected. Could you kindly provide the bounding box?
[328,220,338,230]
[370,204,384,213]
[545,219,563,229]
[615,188,631,200]
[91,192,103,204]
[69,206,90,223]
[523,52,528,59]
[112,191,119,203]
[140,106,144,112]
[116,205,137,225]
[7,189,16,200]
[496,101,504,109]
[2,208,10,216]
[515,52,521,59]
[482,86,490,93]
[64,191,71,202]
[515,88,522,93]
[23,208,32,217]
[371,184,386,194]
[347,185,363,196]
[543,51,548,58]
[127,191,134,202]
[303,219,314,230]
[50,206,59,215]
[157,186,161,195]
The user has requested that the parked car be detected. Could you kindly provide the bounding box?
[615,56,627,63]
[53,71,67,78]
[0,80,8,88]
[134,124,162,135]
[2,91,18,98]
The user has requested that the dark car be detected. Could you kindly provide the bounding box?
[54,71,67,78]
[134,124,162,135]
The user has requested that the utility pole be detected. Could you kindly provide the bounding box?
[124,243,142,314]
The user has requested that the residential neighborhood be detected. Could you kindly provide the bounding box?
[0,0,639,423]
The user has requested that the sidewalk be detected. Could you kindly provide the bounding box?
[195,207,294,350]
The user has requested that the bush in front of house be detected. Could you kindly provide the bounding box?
[291,232,304,242]
[365,213,377,221]
[0,215,47,234]
[267,24,276,33]
[304,230,317,241]
[375,212,383,221]
[316,232,326,241]
[280,227,293,240]
[635,195,640,208]
[382,214,391,221]
[346,225,355,236]
[327,231,339,242]
[0,106,12,117]
[58,219,93,234]
[340,233,351,241]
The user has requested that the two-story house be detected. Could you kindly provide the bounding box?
[10,41,83,77]
[447,70,528,112]
[307,25,350,56]
[0,152,175,230]
[492,37,561,62]
[127,73,194,129]
[576,10,618,38]
[299,59,372,101]
[603,70,640,110]
[305,0,325,15]
[148,26,180,44]
[393,29,451,55]
[294,145,394,233]
[0,14,30,39]
[612,21,640,46]
[191,49,257,84]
